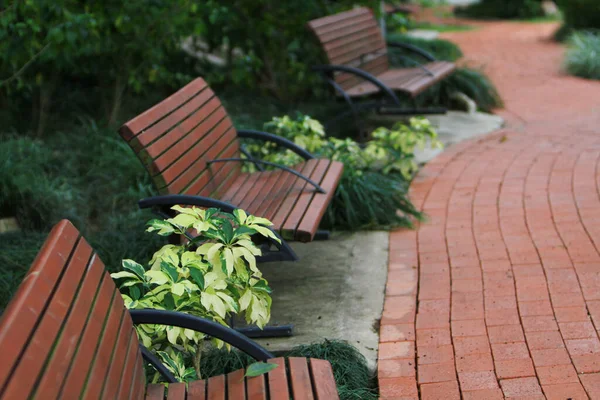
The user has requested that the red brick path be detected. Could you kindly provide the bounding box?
[378,21,600,399]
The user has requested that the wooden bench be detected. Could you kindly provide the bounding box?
[308,7,455,125]
[119,78,344,263]
[0,220,340,399]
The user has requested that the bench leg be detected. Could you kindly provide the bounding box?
[236,325,294,338]
[314,230,330,241]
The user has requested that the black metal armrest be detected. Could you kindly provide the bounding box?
[312,64,401,106]
[387,41,436,62]
[130,309,274,383]
[237,129,314,160]
[138,194,237,214]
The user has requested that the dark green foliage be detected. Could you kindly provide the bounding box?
[322,171,422,230]
[0,119,166,309]
[418,67,503,112]
[0,231,47,308]
[199,340,377,400]
[564,32,600,80]
[387,35,502,112]
[387,33,464,62]
[455,0,545,20]
[555,0,600,31]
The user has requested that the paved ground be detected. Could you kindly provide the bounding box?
[378,21,600,399]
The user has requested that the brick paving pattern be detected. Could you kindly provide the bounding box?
[379,21,600,399]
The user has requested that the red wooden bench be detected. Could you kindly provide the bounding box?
[119,78,343,263]
[308,7,455,127]
[0,220,340,399]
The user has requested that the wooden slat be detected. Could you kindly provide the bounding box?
[267,358,290,400]
[59,274,117,398]
[222,172,261,206]
[288,358,315,400]
[151,106,230,176]
[252,165,305,219]
[207,374,226,400]
[127,350,146,400]
[296,161,344,242]
[163,127,238,194]
[1,234,88,399]
[142,95,222,159]
[266,161,318,225]
[146,384,166,400]
[121,78,208,140]
[120,78,242,201]
[226,369,246,400]
[187,380,207,400]
[309,359,339,400]
[246,374,267,400]
[323,26,382,54]
[315,15,376,43]
[99,314,137,398]
[131,87,215,153]
[270,159,321,230]
[327,31,385,62]
[281,160,331,239]
[308,7,371,31]
[0,221,79,393]
[33,253,106,398]
[241,170,287,213]
[80,290,127,399]
[114,322,143,399]
[167,382,186,400]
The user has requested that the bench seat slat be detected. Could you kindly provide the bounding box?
[296,161,344,242]
[207,374,226,400]
[267,357,290,400]
[310,359,339,400]
[167,382,186,400]
[289,358,315,400]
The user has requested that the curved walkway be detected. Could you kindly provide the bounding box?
[379,21,600,399]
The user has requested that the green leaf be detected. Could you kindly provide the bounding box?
[161,261,179,283]
[244,362,278,378]
[188,268,205,290]
[234,226,256,239]
[221,219,234,243]
[146,219,176,236]
[252,279,272,294]
[130,285,141,301]
[233,209,247,224]
[111,271,141,281]
[122,259,145,279]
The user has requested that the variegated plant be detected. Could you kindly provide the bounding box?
[111,206,279,381]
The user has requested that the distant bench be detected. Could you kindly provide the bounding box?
[308,7,456,129]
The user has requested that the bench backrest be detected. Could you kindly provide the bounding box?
[120,78,242,198]
[0,220,145,399]
[308,7,389,91]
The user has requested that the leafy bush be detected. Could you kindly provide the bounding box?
[455,0,545,19]
[555,0,600,31]
[244,114,439,229]
[564,31,600,80]
[112,207,278,381]
[199,340,377,400]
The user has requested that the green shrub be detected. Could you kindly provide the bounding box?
[564,31,600,80]
[112,207,277,381]
[243,114,438,229]
[455,0,545,19]
[555,0,600,31]
[199,340,377,400]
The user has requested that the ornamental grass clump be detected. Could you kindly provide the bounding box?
[111,206,278,382]
[564,31,600,80]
